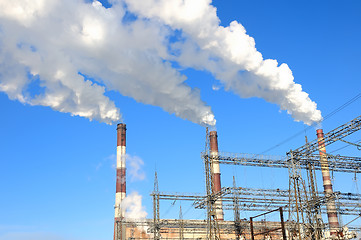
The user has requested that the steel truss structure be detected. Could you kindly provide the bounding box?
[153,187,361,216]
[291,115,361,157]
[120,115,361,239]
[118,218,287,239]
[284,115,361,240]
[201,152,361,174]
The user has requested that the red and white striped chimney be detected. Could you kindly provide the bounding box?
[114,123,126,239]
[209,131,224,221]
[316,129,340,237]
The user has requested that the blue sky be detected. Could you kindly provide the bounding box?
[1,0,361,239]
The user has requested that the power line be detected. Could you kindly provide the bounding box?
[329,139,361,154]
[322,92,361,122]
[260,127,312,154]
[260,92,361,154]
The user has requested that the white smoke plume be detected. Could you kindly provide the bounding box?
[0,0,215,125]
[0,0,322,126]
[121,192,147,220]
[123,0,323,125]
[126,154,146,182]
[121,192,149,234]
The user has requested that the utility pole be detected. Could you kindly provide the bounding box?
[233,176,242,240]
[179,205,184,240]
[153,171,161,240]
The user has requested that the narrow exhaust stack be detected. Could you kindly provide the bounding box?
[316,129,340,237]
[114,123,126,240]
[209,131,224,221]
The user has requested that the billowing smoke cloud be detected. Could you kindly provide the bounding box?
[126,154,146,182]
[0,0,215,125]
[0,0,322,126]
[123,0,322,125]
[121,192,147,219]
[121,192,149,233]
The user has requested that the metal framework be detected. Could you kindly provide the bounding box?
[233,176,243,240]
[179,206,184,240]
[204,127,219,239]
[201,152,361,173]
[151,172,161,240]
[285,115,361,239]
[154,187,361,216]
[146,184,361,240]
[128,115,361,239]
[250,207,287,240]
[291,115,361,157]
[203,143,222,239]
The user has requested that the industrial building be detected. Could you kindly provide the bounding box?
[113,115,361,240]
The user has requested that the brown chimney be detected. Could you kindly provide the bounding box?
[316,129,340,237]
[209,131,224,221]
[114,123,127,240]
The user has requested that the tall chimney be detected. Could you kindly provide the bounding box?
[316,129,340,237]
[114,123,127,240]
[209,131,224,221]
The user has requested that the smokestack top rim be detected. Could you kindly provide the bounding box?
[316,129,324,135]
[117,123,127,130]
[209,131,218,136]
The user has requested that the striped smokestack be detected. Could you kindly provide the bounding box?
[209,131,224,221]
[114,123,126,240]
[316,129,340,237]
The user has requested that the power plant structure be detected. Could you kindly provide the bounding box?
[114,123,127,240]
[113,115,361,240]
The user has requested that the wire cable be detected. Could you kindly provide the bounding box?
[161,200,176,218]
[260,92,361,154]
[329,139,361,154]
[182,203,195,218]
[322,92,361,122]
